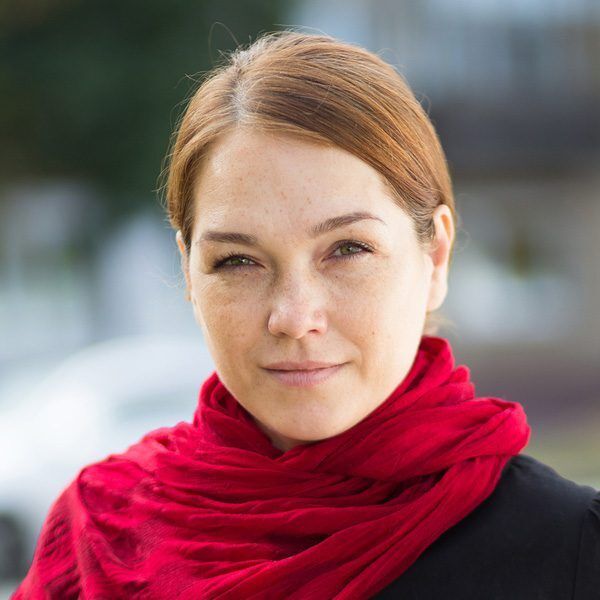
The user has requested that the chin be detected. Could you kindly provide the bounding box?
[276,418,357,446]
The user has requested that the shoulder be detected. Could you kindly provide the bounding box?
[469,453,600,599]
[465,453,599,585]
[500,452,597,503]
[497,454,600,600]
[490,453,597,533]
[444,453,600,562]
[377,453,600,599]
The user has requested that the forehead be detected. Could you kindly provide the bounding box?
[191,128,412,234]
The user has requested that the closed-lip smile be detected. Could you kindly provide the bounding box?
[262,361,346,388]
[263,360,343,371]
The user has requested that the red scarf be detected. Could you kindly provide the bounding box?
[13,335,530,599]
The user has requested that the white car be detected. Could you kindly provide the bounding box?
[0,334,215,581]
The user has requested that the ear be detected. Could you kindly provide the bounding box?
[425,204,455,312]
[176,230,192,302]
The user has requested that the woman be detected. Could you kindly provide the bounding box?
[12,30,599,599]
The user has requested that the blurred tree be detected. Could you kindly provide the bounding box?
[0,0,286,223]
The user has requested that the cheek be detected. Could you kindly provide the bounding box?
[330,264,398,334]
[341,264,426,374]
[195,277,259,350]
[339,261,425,336]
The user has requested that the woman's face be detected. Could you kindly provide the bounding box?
[177,128,454,452]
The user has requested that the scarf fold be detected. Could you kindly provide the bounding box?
[13,335,530,600]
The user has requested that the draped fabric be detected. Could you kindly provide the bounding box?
[12,335,531,599]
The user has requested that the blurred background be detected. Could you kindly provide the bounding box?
[1,0,599,593]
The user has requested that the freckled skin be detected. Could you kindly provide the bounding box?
[177,128,454,452]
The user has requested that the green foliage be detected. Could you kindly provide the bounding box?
[0,0,285,217]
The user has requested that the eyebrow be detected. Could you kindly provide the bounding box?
[196,211,386,246]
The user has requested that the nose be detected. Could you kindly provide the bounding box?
[267,270,328,339]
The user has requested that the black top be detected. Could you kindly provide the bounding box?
[375,453,600,599]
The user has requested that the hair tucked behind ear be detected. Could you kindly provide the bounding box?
[159,29,458,336]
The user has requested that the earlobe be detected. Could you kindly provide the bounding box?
[426,205,454,312]
[176,230,189,272]
[176,230,192,302]
[176,230,186,258]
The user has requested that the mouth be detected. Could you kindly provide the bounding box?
[263,363,346,388]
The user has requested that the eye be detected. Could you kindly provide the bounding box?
[331,240,373,261]
[211,251,257,270]
[211,239,373,271]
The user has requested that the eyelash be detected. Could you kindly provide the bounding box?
[211,240,374,270]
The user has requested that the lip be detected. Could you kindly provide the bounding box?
[263,363,346,388]
[264,360,342,370]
